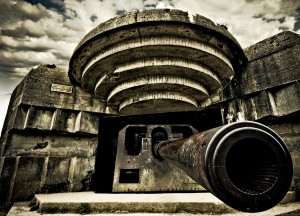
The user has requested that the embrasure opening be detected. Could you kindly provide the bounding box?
[226,138,279,195]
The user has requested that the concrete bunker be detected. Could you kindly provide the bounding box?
[0,9,300,213]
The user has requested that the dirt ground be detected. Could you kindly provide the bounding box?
[4,201,300,216]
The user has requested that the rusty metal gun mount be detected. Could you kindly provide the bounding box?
[153,121,293,212]
[113,124,206,192]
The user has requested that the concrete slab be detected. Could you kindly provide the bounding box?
[6,191,300,215]
[33,192,235,214]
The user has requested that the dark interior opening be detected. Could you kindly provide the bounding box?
[94,108,222,193]
[151,127,168,146]
[125,127,147,155]
[119,169,140,183]
[226,138,279,195]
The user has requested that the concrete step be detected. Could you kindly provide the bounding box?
[33,192,234,214]
[7,191,299,215]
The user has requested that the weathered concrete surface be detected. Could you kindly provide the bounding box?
[206,31,300,119]
[12,64,110,113]
[0,64,104,157]
[33,192,232,214]
[267,120,300,190]
[69,9,246,114]
[6,192,299,215]
[228,31,300,98]
[0,65,102,203]
[0,156,95,203]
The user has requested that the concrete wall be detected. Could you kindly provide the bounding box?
[221,31,300,191]
[267,120,300,190]
[0,65,102,203]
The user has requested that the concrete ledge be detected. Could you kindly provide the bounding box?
[34,192,235,214]
[6,191,300,215]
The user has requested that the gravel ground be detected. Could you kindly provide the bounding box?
[5,201,300,216]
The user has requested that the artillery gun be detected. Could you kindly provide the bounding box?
[112,121,292,212]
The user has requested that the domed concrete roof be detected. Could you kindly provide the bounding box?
[69,9,247,115]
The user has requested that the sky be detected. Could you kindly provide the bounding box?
[0,0,300,133]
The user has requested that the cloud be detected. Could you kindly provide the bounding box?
[171,0,299,47]
[0,1,50,28]
[1,20,47,38]
[0,94,11,134]
[0,1,82,79]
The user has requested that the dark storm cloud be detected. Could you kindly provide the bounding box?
[253,14,286,24]
[294,7,300,31]
[116,10,126,16]
[251,0,300,31]
[0,1,50,26]
[0,53,42,73]
[90,14,98,22]
[0,67,27,79]
[25,0,66,13]
[53,51,72,61]
[0,1,82,82]
[280,0,300,15]
[2,24,45,39]
[0,41,52,53]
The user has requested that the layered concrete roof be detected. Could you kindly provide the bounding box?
[69,9,247,115]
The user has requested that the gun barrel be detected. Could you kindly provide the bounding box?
[153,121,293,212]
